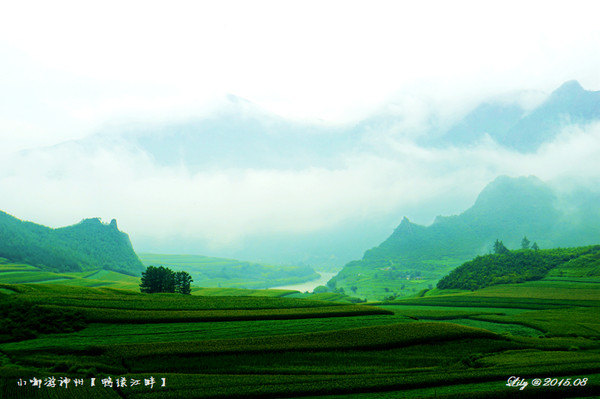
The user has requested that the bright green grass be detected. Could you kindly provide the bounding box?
[2,283,345,309]
[0,283,391,324]
[0,266,141,291]
[0,272,74,284]
[0,263,40,272]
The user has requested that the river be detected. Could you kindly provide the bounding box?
[271,272,337,293]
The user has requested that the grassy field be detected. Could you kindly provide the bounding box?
[0,263,367,305]
[0,263,142,291]
[330,259,463,301]
[0,276,599,398]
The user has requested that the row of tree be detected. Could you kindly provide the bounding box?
[139,266,193,294]
[493,236,539,254]
[439,241,599,291]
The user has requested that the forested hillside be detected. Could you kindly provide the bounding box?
[437,245,600,290]
[328,175,600,299]
[0,211,144,275]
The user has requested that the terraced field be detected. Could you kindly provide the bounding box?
[0,279,599,398]
[0,263,141,290]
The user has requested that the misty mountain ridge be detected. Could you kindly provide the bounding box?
[0,211,144,275]
[11,80,600,269]
[328,175,600,298]
[439,80,600,151]
[35,80,600,171]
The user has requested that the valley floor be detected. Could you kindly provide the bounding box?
[1,278,599,398]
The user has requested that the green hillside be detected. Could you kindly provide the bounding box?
[438,245,600,290]
[329,176,600,300]
[0,211,144,275]
[138,253,319,289]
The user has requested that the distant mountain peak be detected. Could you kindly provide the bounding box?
[390,216,420,237]
[440,80,598,152]
[469,175,552,213]
[553,80,584,96]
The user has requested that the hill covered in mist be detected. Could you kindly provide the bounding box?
[328,175,600,299]
[5,81,600,270]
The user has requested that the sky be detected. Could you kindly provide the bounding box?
[1,1,600,261]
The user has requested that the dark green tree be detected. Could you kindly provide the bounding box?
[140,266,174,293]
[174,271,193,295]
[532,242,540,251]
[521,236,531,249]
[493,239,510,254]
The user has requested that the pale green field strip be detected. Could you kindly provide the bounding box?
[2,283,350,309]
[434,318,543,337]
[0,272,74,284]
[543,277,600,283]
[0,263,40,272]
[387,296,600,309]
[0,270,40,275]
[192,287,298,297]
[381,304,524,318]
[471,307,600,337]
[467,281,600,300]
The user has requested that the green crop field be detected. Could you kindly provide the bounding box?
[0,264,142,291]
[1,275,599,398]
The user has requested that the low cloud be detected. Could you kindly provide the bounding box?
[1,121,599,253]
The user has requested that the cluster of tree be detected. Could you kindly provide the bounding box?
[140,266,193,294]
[0,211,144,275]
[493,236,539,255]
[437,243,600,291]
[0,296,86,343]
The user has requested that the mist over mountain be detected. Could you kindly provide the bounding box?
[439,80,600,151]
[3,81,600,269]
[65,80,600,171]
[0,211,144,275]
[328,175,600,298]
[95,95,361,171]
